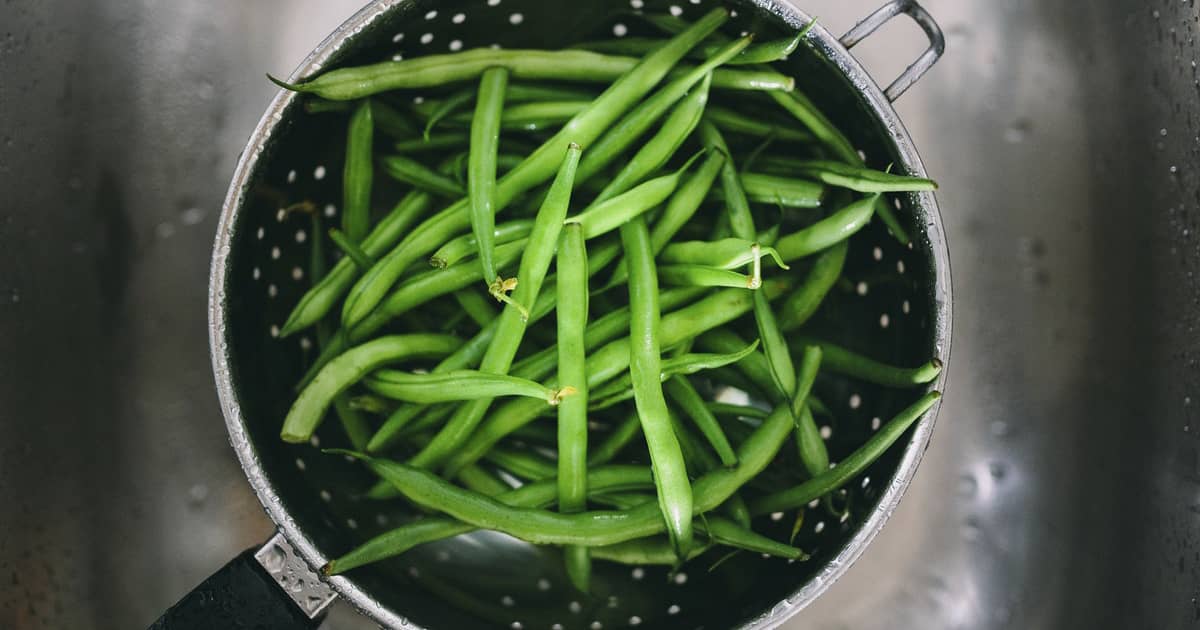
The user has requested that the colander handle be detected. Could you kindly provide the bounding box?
[147,533,334,629]
[840,0,945,102]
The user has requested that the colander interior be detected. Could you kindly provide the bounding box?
[216,0,946,628]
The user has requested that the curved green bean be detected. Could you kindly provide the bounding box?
[429,219,534,269]
[778,239,847,331]
[423,88,475,140]
[660,237,789,271]
[790,346,827,478]
[341,100,374,242]
[761,158,937,193]
[621,215,693,555]
[468,67,508,283]
[749,391,942,515]
[280,334,463,443]
[364,369,573,405]
[790,337,943,387]
[775,193,879,262]
[753,289,794,399]
[658,264,758,289]
[381,154,465,198]
[734,172,825,208]
[664,376,737,467]
[566,152,700,239]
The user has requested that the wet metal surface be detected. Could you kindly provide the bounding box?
[2,0,1199,628]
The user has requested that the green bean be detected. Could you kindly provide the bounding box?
[467,67,508,284]
[411,144,582,469]
[303,98,350,114]
[372,99,418,139]
[280,191,433,337]
[556,221,591,591]
[347,396,794,548]
[566,153,700,239]
[621,215,693,555]
[664,376,736,467]
[705,105,813,142]
[766,90,909,243]
[368,404,426,452]
[429,219,534,269]
[605,150,727,288]
[790,338,943,387]
[590,536,707,566]
[364,369,573,405]
[505,82,598,103]
[423,88,475,140]
[699,120,756,239]
[445,282,790,474]
[340,11,729,329]
[760,158,937,193]
[329,228,375,271]
[779,239,847,331]
[749,391,942,515]
[347,395,392,414]
[660,237,788,272]
[775,193,879,262]
[594,72,710,203]
[510,422,558,445]
[657,264,758,289]
[733,172,825,208]
[484,446,557,481]
[706,402,770,420]
[452,290,496,329]
[697,328,784,405]
[457,463,512,497]
[381,154,465,197]
[280,334,463,443]
[577,31,803,66]
[394,133,469,153]
[588,411,643,466]
[753,289,794,400]
[700,517,806,559]
[349,240,527,343]
[576,35,751,187]
[271,46,789,100]
[665,407,750,526]
[325,464,654,574]
[341,100,374,242]
[790,346,827,478]
[450,100,590,130]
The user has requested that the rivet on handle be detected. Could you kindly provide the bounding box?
[840,0,946,102]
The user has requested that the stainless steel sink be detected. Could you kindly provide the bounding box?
[2,0,1198,628]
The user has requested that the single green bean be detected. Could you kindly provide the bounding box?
[341,100,374,242]
[394,133,469,153]
[588,341,761,410]
[790,337,943,387]
[348,396,795,548]
[700,517,807,559]
[660,237,788,271]
[326,464,654,574]
[423,88,475,140]
[588,411,643,466]
[733,172,825,208]
[706,402,770,420]
[457,463,512,497]
[749,391,942,515]
[364,369,573,405]
[280,191,433,337]
[766,90,909,243]
[340,10,729,329]
[505,82,598,102]
[280,334,462,443]
[565,153,699,239]
[328,228,374,271]
[657,264,758,289]
[590,536,708,566]
[753,289,794,399]
[347,395,392,414]
[594,72,711,203]
[381,154,466,198]
[699,120,756,239]
[452,289,496,329]
[484,446,558,480]
[449,100,590,130]
[445,281,791,474]
[429,219,534,269]
[468,67,508,283]
[560,227,592,594]
[790,346,827,478]
[760,158,937,193]
[621,215,693,555]
[372,99,418,139]
[664,376,737,467]
[411,143,582,469]
[779,239,847,331]
[705,105,813,142]
[775,193,879,263]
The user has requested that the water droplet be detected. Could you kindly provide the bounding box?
[1161,127,1169,136]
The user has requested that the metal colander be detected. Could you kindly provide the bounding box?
[206,0,951,628]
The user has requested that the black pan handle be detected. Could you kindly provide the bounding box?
[148,534,334,630]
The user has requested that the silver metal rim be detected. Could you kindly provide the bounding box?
[207,1,953,627]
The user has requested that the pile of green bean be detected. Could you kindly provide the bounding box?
[273,7,942,591]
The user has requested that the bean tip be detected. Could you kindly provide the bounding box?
[266,73,304,93]
[931,357,944,369]
[428,256,447,269]
[320,561,336,576]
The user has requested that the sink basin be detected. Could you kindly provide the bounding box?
[2,0,1198,628]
